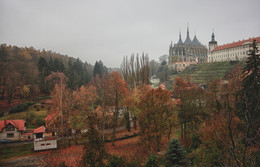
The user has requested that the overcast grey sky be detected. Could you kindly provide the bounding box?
[1,0,259,67]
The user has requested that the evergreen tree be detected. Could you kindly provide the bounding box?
[165,139,189,167]
[58,59,65,72]
[93,61,102,77]
[93,60,107,77]
[82,113,107,167]
[49,56,54,72]
[37,57,50,93]
[238,40,260,165]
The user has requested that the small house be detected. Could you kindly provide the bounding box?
[0,120,26,141]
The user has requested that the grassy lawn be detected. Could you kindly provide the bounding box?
[0,104,49,128]
[0,143,34,160]
[0,108,48,121]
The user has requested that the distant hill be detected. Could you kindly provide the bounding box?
[179,61,242,84]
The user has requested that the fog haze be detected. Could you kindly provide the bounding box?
[1,0,259,67]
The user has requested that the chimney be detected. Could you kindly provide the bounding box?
[4,119,7,126]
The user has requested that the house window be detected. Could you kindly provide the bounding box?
[7,133,14,138]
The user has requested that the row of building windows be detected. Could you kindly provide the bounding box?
[214,45,249,54]
[211,51,246,59]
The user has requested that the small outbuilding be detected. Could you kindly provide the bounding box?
[33,126,57,151]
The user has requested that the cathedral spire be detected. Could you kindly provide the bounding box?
[187,23,189,37]
[177,30,183,45]
[184,23,192,45]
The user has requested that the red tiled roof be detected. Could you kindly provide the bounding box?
[212,37,260,52]
[45,110,58,123]
[34,126,46,134]
[0,120,25,132]
[159,84,166,89]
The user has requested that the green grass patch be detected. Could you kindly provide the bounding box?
[0,143,34,160]
[35,96,52,101]
[170,61,242,85]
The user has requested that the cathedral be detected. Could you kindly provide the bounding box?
[169,27,208,64]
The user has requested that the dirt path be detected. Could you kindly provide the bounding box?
[0,155,43,167]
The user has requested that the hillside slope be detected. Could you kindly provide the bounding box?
[173,61,242,85]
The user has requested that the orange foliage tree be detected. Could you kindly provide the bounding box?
[138,87,176,152]
[105,72,129,146]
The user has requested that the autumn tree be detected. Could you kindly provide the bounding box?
[105,72,129,146]
[90,75,109,141]
[46,72,68,144]
[121,53,150,91]
[172,76,193,142]
[138,87,176,152]
[193,64,258,166]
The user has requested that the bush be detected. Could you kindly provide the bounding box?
[0,112,4,118]
[9,102,35,114]
[35,118,45,126]
[145,154,159,167]
[108,155,126,167]
[126,160,140,167]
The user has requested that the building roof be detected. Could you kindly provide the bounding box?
[0,120,25,132]
[177,32,184,45]
[34,126,46,134]
[184,26,192,45]
[45,110,58,123]
[209,32,217,44]
[192,35,202,46]
[212,37,260,52]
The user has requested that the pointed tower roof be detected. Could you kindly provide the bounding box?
[184,26,192,45]
[192,35,202,46]
[177,31,183,45]
[209,31,217,44]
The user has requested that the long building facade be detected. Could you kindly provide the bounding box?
[208,35,260,62]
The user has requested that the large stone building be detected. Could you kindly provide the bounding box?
[169,27,208,64]
[168,27,208,72]
[208,34,260,62]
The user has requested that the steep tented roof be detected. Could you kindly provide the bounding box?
[192,35,202,46]
[184,27,192,45]
[212,37,260,52]
[184,35,192,45]
[177,32,183,45]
